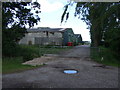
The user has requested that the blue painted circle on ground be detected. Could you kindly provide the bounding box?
[63,70,78,74]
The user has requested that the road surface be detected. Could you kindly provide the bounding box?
[2,45,119,88]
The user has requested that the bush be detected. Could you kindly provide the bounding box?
[3,44,72,62]
[19,45,40,62]
[2,42,16,57]
[90,46,120,67]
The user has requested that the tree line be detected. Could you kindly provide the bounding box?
[61,2,120,56]
[2,2,41,56]
[2,1,120,58]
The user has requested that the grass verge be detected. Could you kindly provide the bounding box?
[2,57,43,74]
[3,45,72,74]
[90,46,120,67]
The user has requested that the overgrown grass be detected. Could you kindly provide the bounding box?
[3,45,72,74]
[90,46,120,67]
[19,45,72,61]
[2,57,42,74]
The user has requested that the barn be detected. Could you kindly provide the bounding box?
[75,34,83,44]
[19,27,82,46]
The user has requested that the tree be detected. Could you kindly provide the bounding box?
[2,2,41,56]
[61,2,120,49]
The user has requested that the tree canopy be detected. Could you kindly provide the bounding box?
[2,2,41,56]
[61,2,120,54]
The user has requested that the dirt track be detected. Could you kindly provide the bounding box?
[2,45,119,88]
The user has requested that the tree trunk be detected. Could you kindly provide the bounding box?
[90,28,102,47]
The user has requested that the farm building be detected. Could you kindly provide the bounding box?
[75,34,83,44]
[19,27,82,46]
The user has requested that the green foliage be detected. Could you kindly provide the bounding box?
[2,57,42,74]
[61,2,120,66]
[91,47,120,67]
[19,45,40,61]
[2,2,41,57]
[61,2,120,47]
[2,26,27,56]
[105,28,120,56]
[2,45,71,73]
[3,45,71,62]
[61,2,120,58]
[2,2,40,28]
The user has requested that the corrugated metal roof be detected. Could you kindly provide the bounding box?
[27,27,68,33]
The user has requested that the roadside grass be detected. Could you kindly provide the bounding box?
[3,45,72,74]
[90,46,120,67]
[20,45,72,61]
[2,57,42,74]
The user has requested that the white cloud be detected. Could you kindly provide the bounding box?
[38,0,64,13]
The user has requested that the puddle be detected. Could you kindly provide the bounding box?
[63,69,78,74]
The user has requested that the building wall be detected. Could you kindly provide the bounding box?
[19,33,35,45]
[35,37,63,45]
[63,28,76,45]
[63,28,82,45]
[18,28,80,46]
[48,32,62,38]
[19,31,63,45]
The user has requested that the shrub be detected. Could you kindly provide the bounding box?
[90,46,120,67]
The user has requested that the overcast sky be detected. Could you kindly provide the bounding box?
[32,0,91,41]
